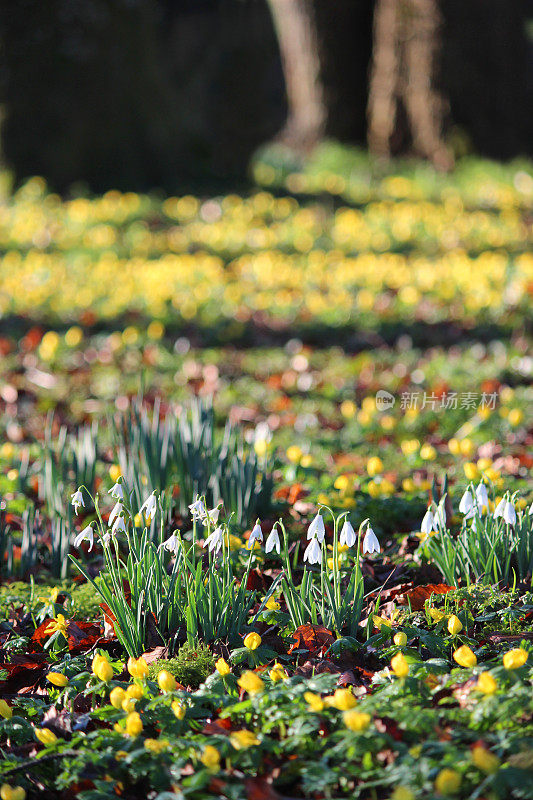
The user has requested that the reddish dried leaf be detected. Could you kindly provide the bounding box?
[288,624,335,656]
[397,583,455,611]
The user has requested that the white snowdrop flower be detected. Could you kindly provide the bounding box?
[205,526,224,554]
[73,524,94,552]
[494,498,506,518]
[459,490,474,515]
[307,513,325,543]
[189,497,207,521]
[247,522,263,550]
[471,515,480,533]
[529,502,533,516]
[362,526,380,555]
[162,532,180,554]
[102,531,111,546]
[303,537,322,565]
[475,482,489,509]
[140,491,157,521]
[112,515,127,535]
[339,519,356,547]
[201,505,221,527]
[503,501,516,526]
[108,481,124,500]
[265,527,280,554]
[71,489,84,515]
[108,501,123,527]
[435,502,446,528]
[421,509,435,534]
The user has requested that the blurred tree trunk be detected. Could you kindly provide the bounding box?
[267,0,325,151]
[367,0,452,169]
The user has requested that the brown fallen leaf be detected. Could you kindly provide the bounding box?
[288,624,335,657]
[396,583,455,611]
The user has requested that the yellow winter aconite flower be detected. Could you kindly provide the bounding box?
[394,632,407,646]
[304,691,325,712]
[366,456,383,476]
[391,652,409,678]
[0,700,12,719]
[144,738,169,753]
[230,730,260,750]
[0,785,26,800]
[243,632,262,650]
[109,687,127,709]
[265,597,280,611]
[35,728,58,746]
[325,688,357,710]
[420,443,436,461]
[44,614,69,636]
[125,712,143,737]
[93,656,113,683]
[463,462,480,481]
[503,648,528,670]
[47,672,68,687]
[476,671,497,695]
[171,700,186,720]
[472,745,500,774]
[343,710,371,732]
[286,445,302,464]
[447,615,463,635]
[127,656,149,679]
[390,787,415,800]
[269,663,288,682]
[237,671,264,695]
[434,768,461,795]
[453,645,477,668]
[126,683,144,700]
[215,657,231,676]
[201,744,221,771]
[157,670,177,693]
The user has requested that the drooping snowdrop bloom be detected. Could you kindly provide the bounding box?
[162,532,180,554]
[265,526,281,554]
[205,526,224,554]
[189,497,207,521]
[108,501,123,527]
[503,501,516,526]
[362,526,380,555]
[459,490,474,515]
[494,498,506,518]
[74,524,94,552]
[112,515,127,535]
[339,519,356,547]
[475,482,489,509]
[435,502,447,528]
[247,522,263,550]
[201,505,221,527]
[71,489,84,515]
[421,509,435,535]
[139,491,157,521]
[529,502,533,516]
[108,481,124,501]
[303,537,322,565]
[307,513,325,543]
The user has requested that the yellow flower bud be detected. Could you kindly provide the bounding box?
[237,670,264,695]
[391,787,415,800]
[476,672,497,695]
[269,663,288,682]
[230,729,260,750]
[447,615,463,635]
[394,632,407,646]
[109,687,126,709]
[343,710,371,732]
[125,712,143,737]
[201,744,221,771]
[1,786,26,800]
[472,745,500,774]
[503,648,528,670]
[434,768,461,795]
[94,659,113,683]
[121,697,137,713]
[0,700,13,719]
[35,728,58,746]
[243,632,262,650]
[429,608,445,622]
[127,656,149,679]
[215,658,231,676]
[304,691,324,712]
[325,688,357,710]
[47,672,68,687]
[171,700,186,720]
[126,683,144,700]
[453,645,477,668]
[390,652,409,678]
[157,670,177,693]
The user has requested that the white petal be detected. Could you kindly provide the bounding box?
[303,538,322,564]
[307,514,325,542]
[459,490,474,514]
[494,498,506,518]
[339,520,356,547]
[421,510,434,534]
[265,529,280,554]
[362,527,380,554]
